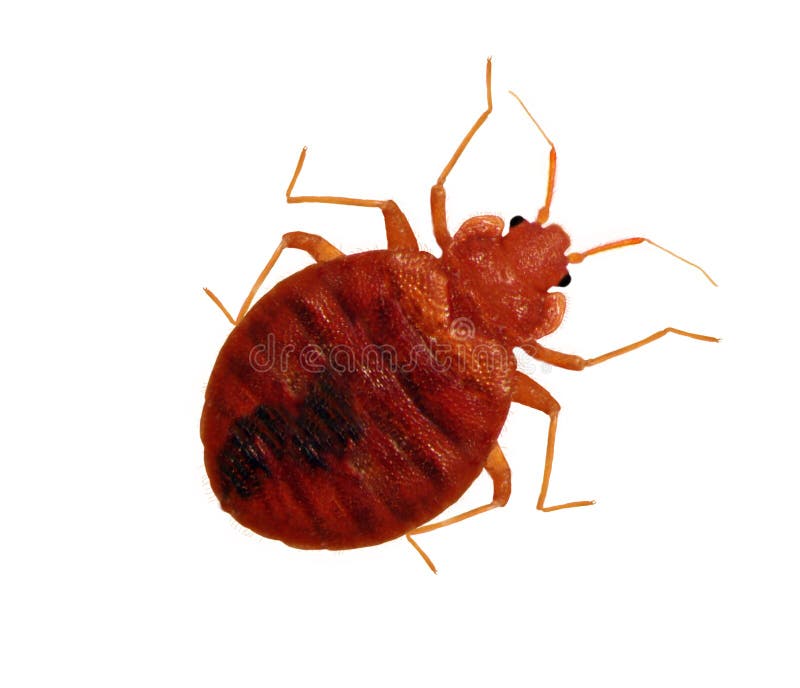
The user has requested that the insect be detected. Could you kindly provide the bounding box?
[201,59,717,572]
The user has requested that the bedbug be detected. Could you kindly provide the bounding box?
[201,59,717,572]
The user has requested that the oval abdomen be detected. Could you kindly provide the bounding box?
[201,250,513,549]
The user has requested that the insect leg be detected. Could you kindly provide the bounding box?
[286,147,418,251]
[431,58,493,251]
[523,328,719,371]
[405,442,511,573]
[512,371,595,512]
[204,231,343,326]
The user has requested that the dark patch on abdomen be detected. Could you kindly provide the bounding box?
[216,369,366,500]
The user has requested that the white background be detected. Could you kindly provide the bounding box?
[2,1,797,686]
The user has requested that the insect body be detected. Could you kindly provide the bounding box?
[201,60,716,571]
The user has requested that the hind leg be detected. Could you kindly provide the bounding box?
[204,231,343,326]
[406,442,511,573]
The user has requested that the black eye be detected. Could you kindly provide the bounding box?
[509,215,526,227]
[558,273,571,287]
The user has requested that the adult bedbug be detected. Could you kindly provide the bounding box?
[201,59,717,572]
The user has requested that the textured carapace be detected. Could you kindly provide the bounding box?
[201,59,716,570]
[202,250,514,549]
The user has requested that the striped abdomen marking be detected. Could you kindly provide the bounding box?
[202,251,513,549]
[216,371,364,497]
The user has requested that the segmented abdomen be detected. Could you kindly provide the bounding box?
[201,251,512,549]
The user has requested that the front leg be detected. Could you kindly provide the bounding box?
[523,327,719,371]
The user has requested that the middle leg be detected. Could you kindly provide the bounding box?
[512,370,595,512]
[286,146,418,251]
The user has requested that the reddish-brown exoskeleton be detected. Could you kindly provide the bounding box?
[201,59,717,572]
